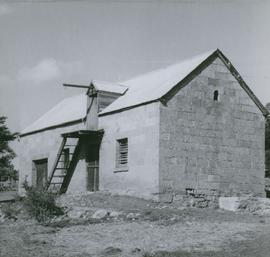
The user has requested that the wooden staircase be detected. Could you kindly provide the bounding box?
[47,135,82,194]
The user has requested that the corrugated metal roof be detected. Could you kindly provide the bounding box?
[99,50,215,115]
[21,94,86,135]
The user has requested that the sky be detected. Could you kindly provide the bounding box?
[0,0,270,132]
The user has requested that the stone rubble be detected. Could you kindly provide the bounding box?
[3,191,269,227]
[92,209,110,219]
[238,197,270,215]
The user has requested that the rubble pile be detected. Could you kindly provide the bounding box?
[160,193,219,209]
[218,196,270,215]
[238,197,270,215]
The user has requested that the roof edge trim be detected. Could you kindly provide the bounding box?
[216,50,269,117]
[161,48,269,117]
[98,99,160,117]
[20,117,86,137]
[160,49,219,103]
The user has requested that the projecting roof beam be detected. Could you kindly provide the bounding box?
[63,83,90,89]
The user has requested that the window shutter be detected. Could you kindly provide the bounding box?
[116,138,128,167]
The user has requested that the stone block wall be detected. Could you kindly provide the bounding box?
[18,123,86,195]
[98,102,160,199]
[159,57,265,197]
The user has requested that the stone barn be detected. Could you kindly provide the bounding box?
[18,49,269,199]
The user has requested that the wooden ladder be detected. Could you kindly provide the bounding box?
[47,135,81,193]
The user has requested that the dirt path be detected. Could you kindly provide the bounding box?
[1,193,270,257]
[1,211,270,257]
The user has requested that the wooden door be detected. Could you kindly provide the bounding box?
[87,160,99,191]
[87,143,99,192]
[35,159,48,189]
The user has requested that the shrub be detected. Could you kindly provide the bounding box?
[23,181,64,223]
[1,203,19,220]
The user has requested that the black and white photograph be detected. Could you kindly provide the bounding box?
[1,0,270,256]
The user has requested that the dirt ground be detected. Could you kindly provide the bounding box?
[1,192,270,257]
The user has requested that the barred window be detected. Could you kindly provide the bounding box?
[116,138,128,167]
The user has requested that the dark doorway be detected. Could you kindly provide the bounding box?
[62,148,70,171]
[34,158,48,189]
[87,144,99,191]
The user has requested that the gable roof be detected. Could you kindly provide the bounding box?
[21,49,269,137]
[20,81,128,137]
[99,49,269,117]
[21,94,87,136]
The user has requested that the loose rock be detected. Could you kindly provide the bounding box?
[92,209,109,219]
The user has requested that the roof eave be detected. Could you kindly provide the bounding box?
[98,99,160,117]
[19,117,86,138]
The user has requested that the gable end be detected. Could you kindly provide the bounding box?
[161,49,269,117]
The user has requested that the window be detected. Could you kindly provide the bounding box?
[116,138,128,168]
[213,90,219,101]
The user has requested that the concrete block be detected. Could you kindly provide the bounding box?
[219,197,240,211]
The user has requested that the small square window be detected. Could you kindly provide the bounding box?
[116,138,128,168]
